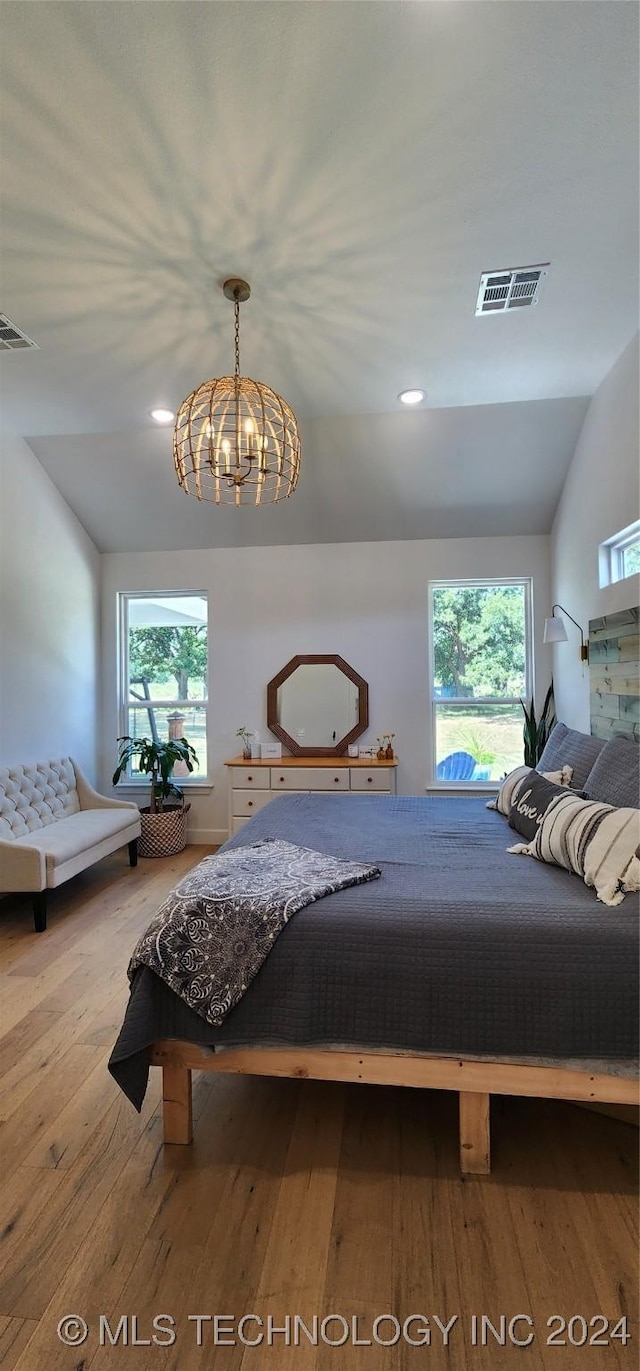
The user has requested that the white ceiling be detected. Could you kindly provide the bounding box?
[1,1,638,550]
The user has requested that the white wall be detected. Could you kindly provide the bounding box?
[550,333,640,728]
[0,435,101,778]
[101,536,552,842]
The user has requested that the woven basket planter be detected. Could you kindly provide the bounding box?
[139,804,190,858]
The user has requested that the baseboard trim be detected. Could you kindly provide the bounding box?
[186,828,227,847]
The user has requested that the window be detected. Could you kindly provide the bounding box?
[118,592,208,781]
[599,522,640,588]
[429,579,532,784]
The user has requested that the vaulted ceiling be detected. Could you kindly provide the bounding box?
[1,1,637,550]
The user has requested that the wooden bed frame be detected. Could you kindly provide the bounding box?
[150,1040,639,1175]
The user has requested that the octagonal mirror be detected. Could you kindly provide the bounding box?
[266,655,369,757]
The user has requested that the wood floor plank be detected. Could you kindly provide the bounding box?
[20,1047,120,1171]
[169,1076,301,1371]
[0,1043,106,1182]
[238,1080,346,1371]
[0,948,145,1121]
[0,1008,61,1079]
[0,1081,161,1318]
[0,1315,39,1370]
[316,1083,401,1371]
[9,1115,188,1370]
[0,953,90,1035]
[86,1241,204,1370]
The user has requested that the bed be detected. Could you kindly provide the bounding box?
[109,792,639,1174]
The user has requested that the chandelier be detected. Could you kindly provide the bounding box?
[173,279,300,505]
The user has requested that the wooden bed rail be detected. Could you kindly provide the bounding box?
[149,1041,639,1175]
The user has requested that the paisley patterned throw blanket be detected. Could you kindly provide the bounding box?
[129,838,381,1026]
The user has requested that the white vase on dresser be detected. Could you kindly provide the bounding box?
[225,756,397,836]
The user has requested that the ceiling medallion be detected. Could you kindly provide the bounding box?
[173,278,301,506]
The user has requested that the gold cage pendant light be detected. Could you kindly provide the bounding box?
[173,279,300,506]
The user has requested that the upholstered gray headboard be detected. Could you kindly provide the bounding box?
[589,606,639,742]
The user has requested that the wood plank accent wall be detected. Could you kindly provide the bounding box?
[589,605,639,741]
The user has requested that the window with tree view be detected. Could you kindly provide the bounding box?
[120,593,208,780]
[430,580,531,784]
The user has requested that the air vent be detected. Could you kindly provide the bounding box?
[0,313,39,350]
[475,265,549,316]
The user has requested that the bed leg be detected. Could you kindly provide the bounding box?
[162,1065,193,1145]
[459,1091,490,1175]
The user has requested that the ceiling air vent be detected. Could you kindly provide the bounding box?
[475,264,549,316]
[0,313,39,350]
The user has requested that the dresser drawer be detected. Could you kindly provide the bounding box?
[350,768,394,791]
[233,789,272,817]
[230,767,268,789]
[270,767,349,791]
[231,815,251,835]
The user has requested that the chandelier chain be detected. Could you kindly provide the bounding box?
[234,295,240,379]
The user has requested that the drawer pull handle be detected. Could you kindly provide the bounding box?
[248,800,253,807]
[334,777,340,783]
[279,776,285,783]
[247,775,253,782]
[367,776,373,783]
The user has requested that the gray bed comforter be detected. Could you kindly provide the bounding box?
[109,794,639,1109]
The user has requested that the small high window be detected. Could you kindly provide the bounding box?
[599,522,640,588]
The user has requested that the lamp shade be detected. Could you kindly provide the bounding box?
[543,615,568,644]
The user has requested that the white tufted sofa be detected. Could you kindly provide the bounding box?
[0,758,141,932]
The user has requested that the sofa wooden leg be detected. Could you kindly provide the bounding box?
[33,892,47,933]
[128,839,138,867]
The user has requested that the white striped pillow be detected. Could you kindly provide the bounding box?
[509,792,640,907]
[487,764,573,816]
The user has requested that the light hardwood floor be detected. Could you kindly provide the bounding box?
[0,849,637,1369]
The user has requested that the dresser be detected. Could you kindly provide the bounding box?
[224,755,397,835]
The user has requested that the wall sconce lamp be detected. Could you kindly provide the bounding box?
[543,604,589,662]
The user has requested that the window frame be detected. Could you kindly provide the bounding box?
[599,521,640,588]
[117,589,210,787]
[427,577,534,789]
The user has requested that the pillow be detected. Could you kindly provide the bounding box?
[487,763,573,816]
[583,733,639,809]
[508,791,640,907]
[536,722,605,790]
[507,769,574,842]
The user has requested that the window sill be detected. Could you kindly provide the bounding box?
[427,782,499,794]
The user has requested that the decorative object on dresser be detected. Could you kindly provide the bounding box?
[112,734,198,858]
[225,756,397,836]
[235,726,253,761]
[266,654,368,757]
[589,606,639,743]
[376,734,395,760]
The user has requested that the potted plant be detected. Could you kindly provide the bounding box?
[236,726,252,761]
[520,682,555,768]
[113,735,199,857]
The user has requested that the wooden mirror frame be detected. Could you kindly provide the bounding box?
[266,654,369,757]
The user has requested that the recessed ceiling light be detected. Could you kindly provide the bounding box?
[398,389,425,405]
[150,407,175,424]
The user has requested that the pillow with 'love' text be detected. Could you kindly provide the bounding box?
[507,769,573,842]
